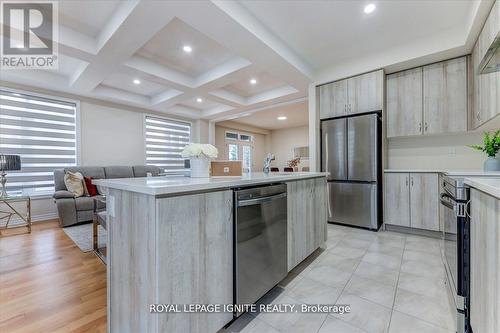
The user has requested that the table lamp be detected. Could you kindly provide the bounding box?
[0,155,21,198]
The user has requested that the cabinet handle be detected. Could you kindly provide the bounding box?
[476,112,480,121]
[424,123,428,132]
[411,177,414,186]
[405,177,409,186]
[419,123,422,133]
[344,104,347,113]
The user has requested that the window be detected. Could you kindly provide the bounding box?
[225,131,238,140]
[0,89,78,196]
[144,115,191,172]
[224,130,255,171]
[242,145,252,170]
[239,134,253,142]
[228,144,238,161]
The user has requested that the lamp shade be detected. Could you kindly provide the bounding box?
[0,155,21,171]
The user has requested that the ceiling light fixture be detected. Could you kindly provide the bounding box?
[364,3,376,14]
[183,45,192,53]
[133,79,141,85]
[277,116,287,120]
[250,78,257,85]
[196,97,203,103]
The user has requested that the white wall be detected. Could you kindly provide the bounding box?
[387,131,488,170]
[270,126,309,170]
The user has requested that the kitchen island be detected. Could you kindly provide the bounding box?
[464,178,500,333]
[93,172,328,333]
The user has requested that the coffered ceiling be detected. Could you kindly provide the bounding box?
[1,0,310,120]
[0,0,490,121]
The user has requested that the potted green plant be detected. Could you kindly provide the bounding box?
[470,129,500,171]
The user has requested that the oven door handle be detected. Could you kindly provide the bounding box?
[440,192,454,200]
[440,193,455,210]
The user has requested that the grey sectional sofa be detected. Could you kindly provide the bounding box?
[53,165,161,227]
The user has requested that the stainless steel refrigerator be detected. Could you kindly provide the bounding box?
[321,112,381,230]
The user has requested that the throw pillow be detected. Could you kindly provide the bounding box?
[84,176,99,196]
[64,171,85,197]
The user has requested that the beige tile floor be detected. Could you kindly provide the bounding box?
[223,223,456,333]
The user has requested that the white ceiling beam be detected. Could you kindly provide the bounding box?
[208,89,246,106]
[123,55,195,89]
[195,57,252,87]
[210,0,315,79]
[246,86,299,105]
[151,89,184,105]
[70,1,177,92]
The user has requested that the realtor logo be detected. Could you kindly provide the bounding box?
[1,1,58,69]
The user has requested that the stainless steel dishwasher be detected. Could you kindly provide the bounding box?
[234,183,287,312]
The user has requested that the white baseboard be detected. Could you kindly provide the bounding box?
[32,212,59,222]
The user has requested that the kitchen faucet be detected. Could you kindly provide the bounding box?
[263,153,275,174]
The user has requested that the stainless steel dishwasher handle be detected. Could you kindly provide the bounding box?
[237,192,287,207]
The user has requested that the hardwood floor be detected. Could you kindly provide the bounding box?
[0,220,107,333]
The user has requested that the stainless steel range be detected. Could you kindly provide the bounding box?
[441,175,471,333]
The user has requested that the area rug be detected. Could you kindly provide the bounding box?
[63,223,106,252]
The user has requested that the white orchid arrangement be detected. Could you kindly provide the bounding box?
[181,143,218,159]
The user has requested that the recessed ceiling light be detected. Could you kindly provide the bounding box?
[364,3,376,14]
[183,45,192,53]
[250,78,257,85]
[277,116,287,120]
[196,97,203,103]
[133,79,141,85]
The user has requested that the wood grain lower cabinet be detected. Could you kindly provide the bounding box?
[384,172,439,231]
[470,189,500,333]
[156,191,233,333]
[386,68,423,137]
[384,173,410,227]
[409,173,439,231]
[107,189,233,333]
[287,177,327,271]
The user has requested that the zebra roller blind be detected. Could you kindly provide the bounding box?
[0,89,78,196]
[144,115,191,172]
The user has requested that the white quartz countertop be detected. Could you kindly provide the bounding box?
[465,178,500,199]
[93,172,329,196]
[384,169,500,176]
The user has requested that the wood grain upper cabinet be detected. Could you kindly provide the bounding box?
[409,173,439,231]
[423,57,467,135]
[319,80,348,119]
[386,68,423,137]
[384,173,410,227]
[347,70,384,115]
[470,0,500,129]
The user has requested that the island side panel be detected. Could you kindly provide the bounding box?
[156,190,233,333]
[107,189,157,333]
[287,177,327,271]
[470,189,500,333]
[313,177,328,245]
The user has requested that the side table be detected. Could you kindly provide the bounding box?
[0,195,31,235]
